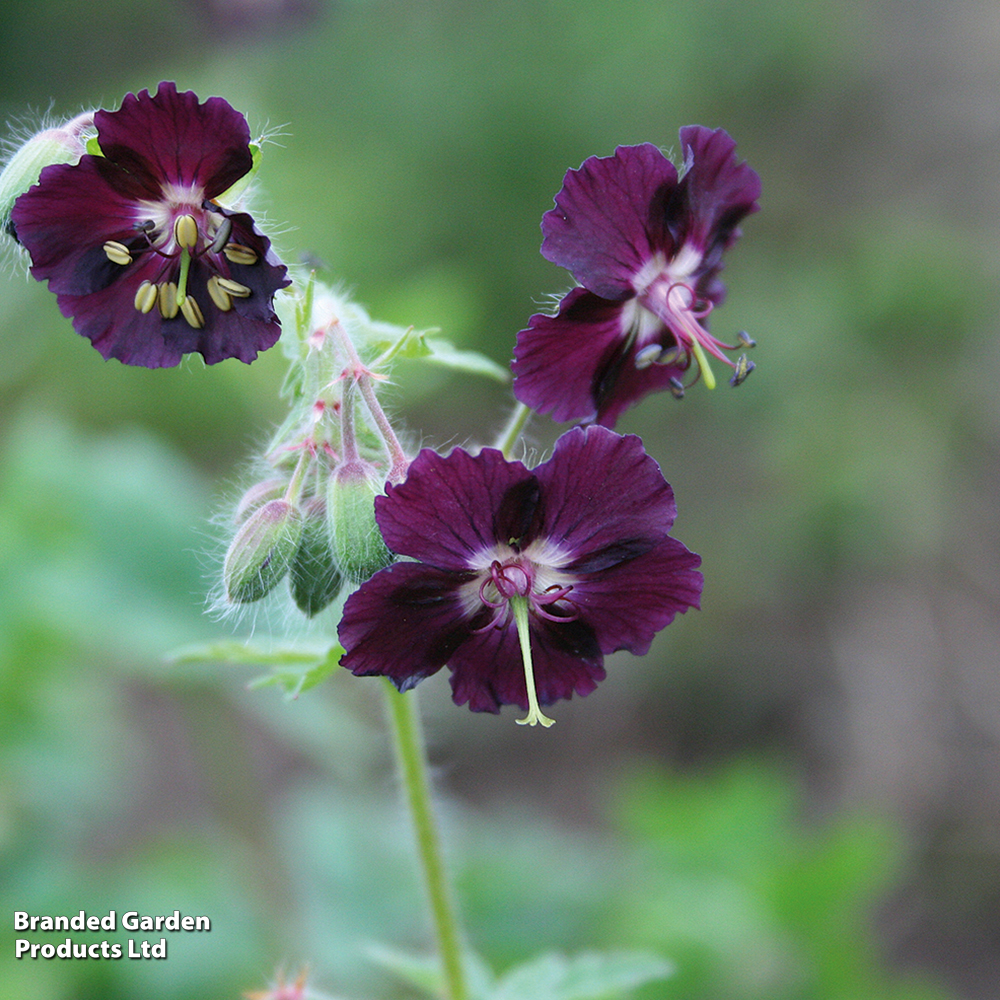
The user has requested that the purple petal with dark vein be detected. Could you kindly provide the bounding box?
[674,126,760,258]
[567,536,702,656]
[375,446,536,569]
[532,426,676,563]
[94,82,252,199]
[447,613,604,713]
[541,143,678,300]
[338,562,479,690]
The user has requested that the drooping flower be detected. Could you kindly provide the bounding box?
[338,425,702,724]
[10,82,289,367]
[513,126,760,427]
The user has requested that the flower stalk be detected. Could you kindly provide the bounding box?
[381,680,469,1000]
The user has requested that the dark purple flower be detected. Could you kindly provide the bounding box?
[10,82,289,367]
[513,127,760,427]
[338,425,702,724]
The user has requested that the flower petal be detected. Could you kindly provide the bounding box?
[94,82,253,199]
[338,562,481,690]
[673,125,761,261]
[512,288,687,428]
[12,156,159,296]
[568,536,702,656]
[541,143,678,300]
[375,446,538,569]
[448,614,605,713]
[532,426,677,563]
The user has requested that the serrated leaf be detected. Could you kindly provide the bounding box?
[490,950,673,1000]
[366,943,496,1000]
[423,337,509,382]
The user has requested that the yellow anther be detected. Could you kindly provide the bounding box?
[206,275,233,312]
[103,240,132,266]
[173,214,199,249]
[157,281,179,319]
[134,280,158,314]
[180,295,205,329]
[222,243,258,266]
[216,276,251,298]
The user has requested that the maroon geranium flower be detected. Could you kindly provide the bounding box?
[513,127,760,427]
[338,425,702,724]
[10,82,289,367]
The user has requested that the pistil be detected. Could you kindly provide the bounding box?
[511,595,555,728]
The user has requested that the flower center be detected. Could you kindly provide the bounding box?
[631,247,755,389]
[466,545,578,728]
[101,188,261,330]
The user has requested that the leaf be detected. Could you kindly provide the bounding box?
[166,640,344,700]
[366,943,496,1000]
[489,950,673,1000]
[423,337,509,382]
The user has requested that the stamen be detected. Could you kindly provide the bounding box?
[134,281,158,313]
[206,275,233,312]
[510,595,555,728]
[180,295,205,329]
[216,277,251,298]
[634,344,662,370]
[223,243,258,266]
[157,281,179,319]
[737,331,757,349]
[173,214,199,250]
[668,377,685,400]
[656,345,683,366]
[103,240,132,266]
[729,353,755,386]
[209,217,233,254]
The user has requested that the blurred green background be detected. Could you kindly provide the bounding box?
[2,0,999,997]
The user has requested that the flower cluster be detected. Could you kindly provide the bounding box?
[5,85,760,725]
[513,127,760,427]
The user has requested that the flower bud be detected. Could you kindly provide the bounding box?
[326,460,394,584]
[234,477,287,523]
[289,497,343,617]
[223,498,302,604]
[1,112,93,239]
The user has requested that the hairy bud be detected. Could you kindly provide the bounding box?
[223,498,302,604]
[289,497,343,617]
[326,460,394,585]
[1,112,94,239]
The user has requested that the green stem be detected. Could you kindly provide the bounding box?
[382,680,468,1000]
[494,401,531,460]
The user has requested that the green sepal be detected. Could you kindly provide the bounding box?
[85,135,103,156]
[215,142,262,206]
[223,498,302,604]
[289,503,343,616]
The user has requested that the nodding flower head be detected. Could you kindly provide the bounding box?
[10,82,289,367]
[338,425,702,724]
[513,126,760,427]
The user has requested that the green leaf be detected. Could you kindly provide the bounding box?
[166,639,326,667]
[423,336,509,382]
[489,950,673,1000]
[366,943,496,1000]
[166,640,344,699]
